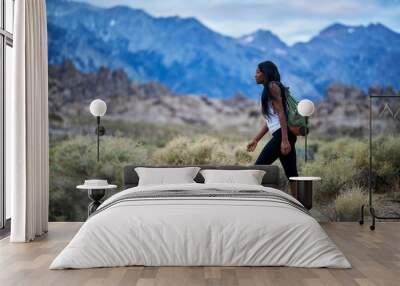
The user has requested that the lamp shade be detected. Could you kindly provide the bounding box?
[298,99,315,117]
[89,99,107,117]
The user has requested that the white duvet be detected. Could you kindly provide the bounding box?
[50,183,351,269]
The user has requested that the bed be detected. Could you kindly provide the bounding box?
[50,165,351,269]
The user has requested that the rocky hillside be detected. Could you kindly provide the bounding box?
[49,61,399,138]
[49,60,261,135]
[312,83,400,137]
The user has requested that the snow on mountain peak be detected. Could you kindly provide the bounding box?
[242,35,255,43]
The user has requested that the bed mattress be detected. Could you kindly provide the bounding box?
[50,183,351,269]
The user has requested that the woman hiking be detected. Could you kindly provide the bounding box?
[247,60,299,179]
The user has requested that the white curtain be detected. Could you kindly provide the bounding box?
[8,0,49,242]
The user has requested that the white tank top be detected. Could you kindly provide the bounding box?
[265,102,281,134]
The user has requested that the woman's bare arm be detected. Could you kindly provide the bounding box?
[254,123,269,142]
[247,123,268,152]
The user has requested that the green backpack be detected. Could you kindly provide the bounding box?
[284,87,309,136]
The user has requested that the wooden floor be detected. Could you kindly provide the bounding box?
[0,222,399,286]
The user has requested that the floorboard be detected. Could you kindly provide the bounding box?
[0,222,399,286]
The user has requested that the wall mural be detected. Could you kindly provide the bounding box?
[47,0,400,222]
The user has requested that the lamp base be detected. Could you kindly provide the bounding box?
[288,126,309,136]
[95,125,106,136]
[300,126,309,136]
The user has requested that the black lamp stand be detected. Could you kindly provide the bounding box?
[95,116,105,161]
[304,116,309,163]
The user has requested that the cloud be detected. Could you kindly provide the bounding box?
[79,0,400,44]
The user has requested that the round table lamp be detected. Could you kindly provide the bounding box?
[89,99,107,161]
[298,99,315,162]
[90,99,107,117]
[298,99,315,117]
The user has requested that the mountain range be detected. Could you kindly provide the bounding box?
[46,0,400,100]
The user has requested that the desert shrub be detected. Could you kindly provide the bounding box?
[297,135,400,221]
[152,135,255,165]
[50,136,149,221]
[49,132,399,222]
[301,135,400,200]
[301,157,358,203]
[335,186,367,221]
[51,136,148,184]
[314,137,362,161]
[234,147,254,164]
[371,136,400,189]
[349,135,400,192]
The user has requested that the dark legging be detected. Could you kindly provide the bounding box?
[255,127,299,179]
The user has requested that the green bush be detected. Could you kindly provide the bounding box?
[49,136,149,221]
[48,132,399,222]
[301,156,358,203]
[315,137,359,160]
[335,186,367,221]
[370,135,400,190]
[301,135,400,198]
[335,135,400,192]
[151,135,255,165]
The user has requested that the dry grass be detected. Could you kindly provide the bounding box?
[151,135,255,165]
[335,186,367,221]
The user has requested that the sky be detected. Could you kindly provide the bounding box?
[80,0,400,45]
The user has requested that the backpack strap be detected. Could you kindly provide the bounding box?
[268,81,289,119]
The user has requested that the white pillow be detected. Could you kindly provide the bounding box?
[200,169,266,185]
[135,167,200,186]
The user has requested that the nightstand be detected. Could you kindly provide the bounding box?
[77,180,117,217]
[289,176,321,210]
